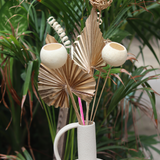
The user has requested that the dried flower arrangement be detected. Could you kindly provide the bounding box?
[38,1,128,126]
[36,1,130,160]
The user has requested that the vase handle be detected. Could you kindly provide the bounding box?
[54,122,79,160]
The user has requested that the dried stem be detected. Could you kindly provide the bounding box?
[92,67,112,121]
[61,68,83,125]
[86,102,89,125]
[68,86,83,125]
[90,71,101,121]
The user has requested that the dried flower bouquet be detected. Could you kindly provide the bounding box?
[38,1,128,126]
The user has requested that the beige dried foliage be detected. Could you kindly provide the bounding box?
[38,55,96,108]
[89,0,113,11]
[72,8,106,74]
[45,34,58,44]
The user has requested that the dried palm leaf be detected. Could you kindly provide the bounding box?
[89,0,113,11]
[71,8,106,74]
[45,34,58,44]
[38,55,96,108]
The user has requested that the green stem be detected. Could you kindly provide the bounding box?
[46,104,55,136]
[127,32,136,51]
[110,2,115,22]
[131,44,145,71]
[34,81,55,142]
[64,103,73,159]
[43,101,55,143]
[52,106,57,133]
[6,59,21,151]
[70,115,76,160]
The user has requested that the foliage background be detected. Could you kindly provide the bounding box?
[0,0,160,160]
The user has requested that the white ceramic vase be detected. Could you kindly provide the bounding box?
[54,122,102,160]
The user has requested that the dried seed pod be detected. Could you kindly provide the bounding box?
[40,43,68,69]
[102,42,127,66]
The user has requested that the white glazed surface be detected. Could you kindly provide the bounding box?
[40,43,67,69]
[54,122,103,160]
[54,123,79,160]
[77,122,97,160]
[102,42,127,66]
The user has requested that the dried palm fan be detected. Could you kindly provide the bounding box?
[71,8,106,74]
[89,0,113,11]
[71,8,107,124]
[38,54,96,108]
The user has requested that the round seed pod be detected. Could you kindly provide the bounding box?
[40,43,68,69]
[102,42,127,66]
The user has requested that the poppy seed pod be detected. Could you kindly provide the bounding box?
[40,43,68,69]
[102,42,127,66]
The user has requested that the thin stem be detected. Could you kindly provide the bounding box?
[61,68,83,125]
[127,32,135,51]
[92,67,112,121]
[90,71,101,121]
[86,102,89,125]
[43,102,55,143]
[70,122,75,160]
[110,1,115,22]
[64,103,73,159]
[52,106,57,133]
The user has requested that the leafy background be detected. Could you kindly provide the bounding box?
[0,0,160,160]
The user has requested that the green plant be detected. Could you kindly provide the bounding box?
[0,0,160,160]
[0,147,33,160]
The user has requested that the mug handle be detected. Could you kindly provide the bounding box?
[54,122,79,160]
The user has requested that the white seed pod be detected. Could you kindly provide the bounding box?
[102,42,127,66]
[40,43,68,69]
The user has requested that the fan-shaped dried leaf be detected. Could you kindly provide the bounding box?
[72,8,106,74]
[38,55,96,108]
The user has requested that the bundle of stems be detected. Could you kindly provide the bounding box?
[79,67,112,125]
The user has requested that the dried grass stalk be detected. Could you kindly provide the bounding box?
[72,8,106,74]
[38,55,96,108]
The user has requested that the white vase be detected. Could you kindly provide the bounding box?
[54,121,102,160]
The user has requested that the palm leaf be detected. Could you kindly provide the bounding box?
[38,55,96,108]
[107,66,159,122]
[72,8,106,74]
